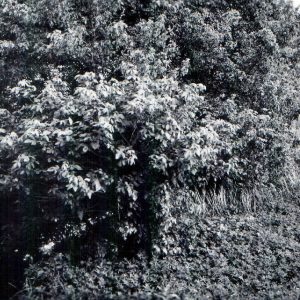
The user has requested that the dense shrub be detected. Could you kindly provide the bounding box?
[1,0,300,297]
[23,198,300,299]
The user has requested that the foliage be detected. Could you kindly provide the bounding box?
[0,0,300,297]
[24,198,300,299]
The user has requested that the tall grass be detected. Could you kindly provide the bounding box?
[180,183,286,218]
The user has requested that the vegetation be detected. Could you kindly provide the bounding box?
[0,0,300,298]
[24,198,300,299]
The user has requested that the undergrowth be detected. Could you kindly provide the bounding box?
[21,183,300,300]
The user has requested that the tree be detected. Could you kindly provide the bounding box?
[0,0,299,296]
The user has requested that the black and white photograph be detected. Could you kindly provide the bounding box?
[1,0,300,299]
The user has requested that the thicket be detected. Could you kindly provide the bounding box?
[23,198,300,299]
[1,0,300,297]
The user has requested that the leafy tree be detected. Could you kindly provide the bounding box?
[0,0,299,296]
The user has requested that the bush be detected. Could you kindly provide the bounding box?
[23,197,300,299]
[0,1,300,296]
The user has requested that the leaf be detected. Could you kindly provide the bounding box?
[82,146,89,153]
[78,210,83,221]
[91,142,99,150]
[94,178,101,192]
